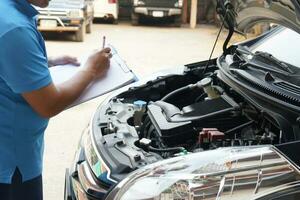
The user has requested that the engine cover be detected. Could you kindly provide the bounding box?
[146,95,239,147]
[147,103,194,146]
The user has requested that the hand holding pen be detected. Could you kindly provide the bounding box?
[82,36,112,79]
[102,36,106,49]
[102,36,112,58]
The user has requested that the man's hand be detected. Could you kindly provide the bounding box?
[82,47,112,79]
[22,48,112,118]
[48,55,80,67]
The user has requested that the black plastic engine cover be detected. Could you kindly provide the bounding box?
[146,95,239,147]
[147,104,193,140]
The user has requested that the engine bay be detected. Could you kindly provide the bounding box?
[94,61,289,181]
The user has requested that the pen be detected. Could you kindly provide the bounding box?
[102,36,106,49]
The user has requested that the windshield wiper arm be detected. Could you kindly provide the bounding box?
[234,46,294,74]
[253,51,294,73]
[245,60,291,75]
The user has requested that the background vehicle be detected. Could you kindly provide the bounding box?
[37,0,94,42]
[64,0,300,199]
[93,0,118,23]
[131,0,183,26]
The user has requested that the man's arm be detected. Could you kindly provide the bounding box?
[22,48,111,118]
[1,26,111,118]
[48,55,80,68]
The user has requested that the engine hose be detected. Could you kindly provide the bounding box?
[161,85,192,102]
[148,146,185,154]
[140,116,151,138]
[223,24,234,55]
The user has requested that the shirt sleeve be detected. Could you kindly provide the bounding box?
[0,26,52,93]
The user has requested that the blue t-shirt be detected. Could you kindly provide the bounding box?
[0,0,52,183]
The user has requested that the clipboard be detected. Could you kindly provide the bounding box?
[49,45,137,108]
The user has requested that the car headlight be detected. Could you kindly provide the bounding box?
[106,146,300,200]
[68,10,84,18]
[133,0,145,6]
[83,126,117,185]
[175,0,183,8]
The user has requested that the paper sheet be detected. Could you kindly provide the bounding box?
[49,45,136,108]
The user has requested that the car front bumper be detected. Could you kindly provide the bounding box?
[93,12,117,20]
[65,145,111,200]
[37,15,84,32]
[134,7,182,17]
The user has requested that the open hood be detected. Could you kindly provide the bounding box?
[217,0,300,34]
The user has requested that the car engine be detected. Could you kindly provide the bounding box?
[95,62,284,179]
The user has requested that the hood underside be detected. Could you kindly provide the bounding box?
[221,0,300,34]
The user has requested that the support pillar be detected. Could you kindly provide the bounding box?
[190,0,198,28]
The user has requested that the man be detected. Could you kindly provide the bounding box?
[0,0,112,199]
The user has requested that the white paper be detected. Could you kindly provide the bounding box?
[49,45,136,108]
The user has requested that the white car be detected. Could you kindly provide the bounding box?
[93,0,118,23]
[65,0,300,199]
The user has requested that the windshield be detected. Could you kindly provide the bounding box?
[250,28,300,69]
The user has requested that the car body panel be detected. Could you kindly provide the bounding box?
[93,0,118,20]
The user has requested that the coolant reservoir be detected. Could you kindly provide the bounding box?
[200,77,220,99]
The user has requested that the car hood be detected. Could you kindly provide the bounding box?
[221,0,300,34]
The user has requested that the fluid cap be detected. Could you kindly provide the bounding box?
[200,77,212,87]
[134,100,147,110]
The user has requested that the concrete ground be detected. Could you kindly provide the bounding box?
[44,22,224,200]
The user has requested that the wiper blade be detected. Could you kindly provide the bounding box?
[253,51,294,74]
[245,60,291,76]
[234,46,294,74]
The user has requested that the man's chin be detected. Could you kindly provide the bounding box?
[30,0,49,8]
[40,1,49,8]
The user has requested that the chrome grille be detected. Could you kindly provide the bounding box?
[143,0,177,8]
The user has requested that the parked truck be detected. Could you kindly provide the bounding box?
[36,0,94,42]
[131,0,183,26]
